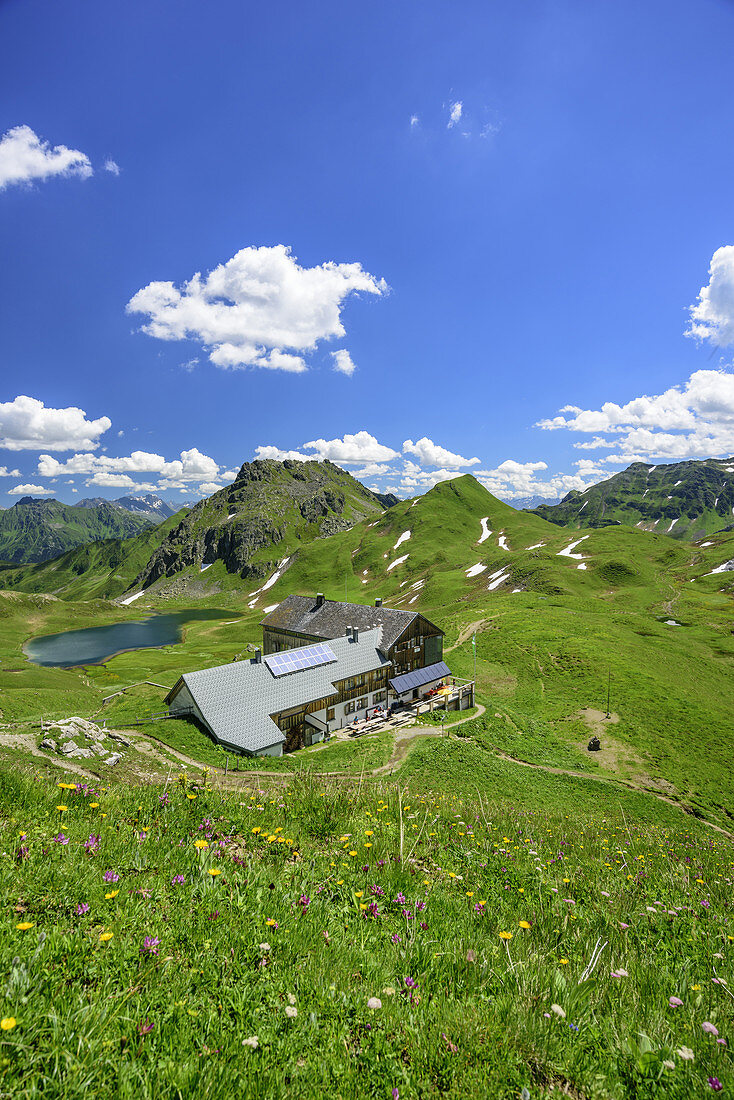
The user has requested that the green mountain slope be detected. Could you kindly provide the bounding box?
[532,457,734,539]
[0,512,186,601]
[129,459,390,591]
[0,497,153,564]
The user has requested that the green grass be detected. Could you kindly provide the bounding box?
[0,769,731,1099]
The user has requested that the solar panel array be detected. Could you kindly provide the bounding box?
[264,642,337,678]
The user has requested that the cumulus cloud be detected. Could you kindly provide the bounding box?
[7,483,54,496]
[126,244,388,373]
[403,437,480,468]
[536,368,734,461]
[447,101,463,128]
[37,446,223,488]
[332,349,357,376]
[303,431,400,464]
[686,246,734,348]
[0,125,93,191]
[474,458,598,501]
[0,467,21,478]
[197,482,224,495]
[103,159,120,176]
[254,445,311,462]
[0,396,111,451]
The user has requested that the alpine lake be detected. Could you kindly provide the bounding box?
[24,609,231,668]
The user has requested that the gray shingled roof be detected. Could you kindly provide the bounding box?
[260,595,439,653]
[168,627,391,755]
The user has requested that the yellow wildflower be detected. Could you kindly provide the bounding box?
[194,839,209,849]
[99,932,114,942]
[519,921,531,929]
[499,931,513,940]
[105,891,119,899]
[208,868,222,877]
[15,922,34,931]
[0,1018,16,1030]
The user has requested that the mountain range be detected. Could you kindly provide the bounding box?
[532,457,734,539]
[0,497,156,565]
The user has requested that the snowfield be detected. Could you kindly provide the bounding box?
[557,535,590,560]
[120,591,143,605]
[387,554,409,572]
[466,563,487,578]
[478,517,492,544]
[393,530,411,551]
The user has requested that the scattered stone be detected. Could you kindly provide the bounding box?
[587,736,601,752]
[39,738,57,752]
[107,733,131,747]
[72,747,95,759]
[59,741,79,756]
[105,754,122,767]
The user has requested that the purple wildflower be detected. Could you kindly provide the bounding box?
[702,1022,719,1036]
[208,911,220,921]
[158,793,170,806]
[140,936,160,956]
[84,834,100,852]
[415,900,426,912]
[53,833,69,845]
[138,1019,155,1036]
[299,895,310,911]
[369,885,385,896]
[391,933,401,944]
[171,874,185,885]
[668,996,683,1007]
[394,893,406,905]
[76,902,90,916]
[404,976,416,989]
[103,871,120,883]
[419,921,428,930]
[708,1079,723,1092]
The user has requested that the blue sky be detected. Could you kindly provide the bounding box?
[2,0,734,505]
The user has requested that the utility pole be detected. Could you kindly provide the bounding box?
[472,633,476,685]
[605,668,611,720]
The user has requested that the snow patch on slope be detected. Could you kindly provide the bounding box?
[478,517,492,544]
[557,536,590,559]
[393,530,411,551]
[387,554,409,572]
[466,563,487,578]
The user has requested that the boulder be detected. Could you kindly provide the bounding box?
[59,741,79,756]
[587,736,601,752]
[39,738,57,752]
[107,733,131,747]
[105,753,122,767]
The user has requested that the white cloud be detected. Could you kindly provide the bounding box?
[103,159,120,175]
[37,446,223,487]
[0,467,21,477]
[332,349,357,377]
[536,367,734,461]
[410,115,419,127]
[403,437,480,468]
[0,125,93,191]
[0,396,111,451]
[197,482,224,495]
[127,244,388,373]
[254,445,311,462]
[303,431,400,464]
[350,463,393,479]
[686,246,734,348]
[7,483,54,496]
[447,101,463,128]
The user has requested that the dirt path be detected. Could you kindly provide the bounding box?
[0,733,99,780]
[446,620,486,654]
[372,703,486,774]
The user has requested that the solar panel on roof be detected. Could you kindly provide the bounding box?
[264,642,337,677]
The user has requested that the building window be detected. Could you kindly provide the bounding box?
[357,697,368,710]
[326,708,335,721]
[345,701,355,714]
[373,691,386,703]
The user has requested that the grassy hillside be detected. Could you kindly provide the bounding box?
[0,512,186,601]
[0,769,730,1099]
[2,474,734,832]
[0,498,153,564]
[532,458,734,540]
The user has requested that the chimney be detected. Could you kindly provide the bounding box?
[315,592,325,608]
[254,647,262,663]
[352,626,359,643]
[345,626,353,638]
[375,597,383,608]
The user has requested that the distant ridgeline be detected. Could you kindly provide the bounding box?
[531,458,734,540]
[0,497,154,564]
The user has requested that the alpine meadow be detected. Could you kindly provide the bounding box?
[2,2,734,1098]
